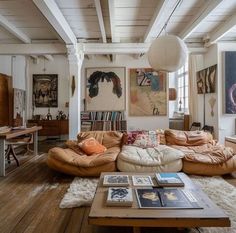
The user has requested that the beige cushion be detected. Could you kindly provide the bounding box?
[117,145,184,172]
[117,157,183,173]
[182,156,236,176]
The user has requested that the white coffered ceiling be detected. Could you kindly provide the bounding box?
[0,0,236,54]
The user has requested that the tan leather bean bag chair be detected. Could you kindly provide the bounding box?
[165,129,213,146]
[47,131,123,177]
[165,129,236,175]
[183,156,236,176]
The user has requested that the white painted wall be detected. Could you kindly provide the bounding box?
[82,54,169,130]
[27,55,70,120]
[0,55,26,90]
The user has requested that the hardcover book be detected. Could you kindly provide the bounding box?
[136,188,202,209]
[132,175,154,186]
[136,188,162,208]
[106,187,133,206]
[155,173,184,187]
[103,175,129,186]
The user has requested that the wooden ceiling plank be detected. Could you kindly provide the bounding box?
[178,0,223,40]
[94,0,107,43]
[0,13,31,43]
[33,0,77,45]
[208,13,236,45]
[108,0,118,42]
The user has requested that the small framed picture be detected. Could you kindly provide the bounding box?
[132,175,154,186]
[103,175,129,186]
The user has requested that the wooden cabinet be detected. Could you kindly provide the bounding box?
[169,114,190,131]
[28,120,68,136]
[0,74,13,127]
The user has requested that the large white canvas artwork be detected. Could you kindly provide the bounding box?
[85,67,125,111]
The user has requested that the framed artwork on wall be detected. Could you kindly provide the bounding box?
[129,68,167,116]
[33,74,58,108]
[13,88,25,127]
[224,51,236,114]
[196,64,217,94]
[85,67,125,111]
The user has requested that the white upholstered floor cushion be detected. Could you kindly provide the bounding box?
[117,145,184,172]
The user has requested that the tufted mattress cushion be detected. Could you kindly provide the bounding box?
[117,145,184,172]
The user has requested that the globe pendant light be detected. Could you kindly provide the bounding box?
[147,35,188,72]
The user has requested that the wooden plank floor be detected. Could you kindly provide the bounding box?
[0,140,235,233]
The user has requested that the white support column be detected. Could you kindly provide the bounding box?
[67,44,84,139]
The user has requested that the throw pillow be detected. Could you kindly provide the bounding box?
[133,131,160,148]
[123,131,147,145]
[78,137,107,155]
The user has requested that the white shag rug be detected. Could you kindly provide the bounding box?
[60,176,236,233]
[60,178,98,208]
[190,176,236,233]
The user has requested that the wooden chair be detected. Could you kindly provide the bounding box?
[190,122,201,131]
[5,134,33,166]
[202,125,214,135]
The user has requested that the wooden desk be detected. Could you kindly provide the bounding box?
[0,126,42,176]
[89,172,230,233]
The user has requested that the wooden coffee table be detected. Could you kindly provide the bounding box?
[89,172,230,233]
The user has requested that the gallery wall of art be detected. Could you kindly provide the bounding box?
[82,54,169,131]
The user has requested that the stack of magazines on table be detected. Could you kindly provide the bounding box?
[103,173,202,209]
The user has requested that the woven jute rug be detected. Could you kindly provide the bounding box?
[60,176,236,233]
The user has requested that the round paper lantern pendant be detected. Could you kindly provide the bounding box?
[147,35,188,72]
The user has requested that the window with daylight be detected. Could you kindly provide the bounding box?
[177,60,189,113]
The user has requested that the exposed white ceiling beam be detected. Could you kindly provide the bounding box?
[33,0,77,45]
[144,0,179,41]
[81,43,207,54]
[83,43,149,54]
[0,44,66,55]
[143,0,170,43]
[94,0,107,43]
[179,0,223,40]
[44,54,54,61]
[0,14,31,43]
[207,13,236,45]
[0,42,206,55]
